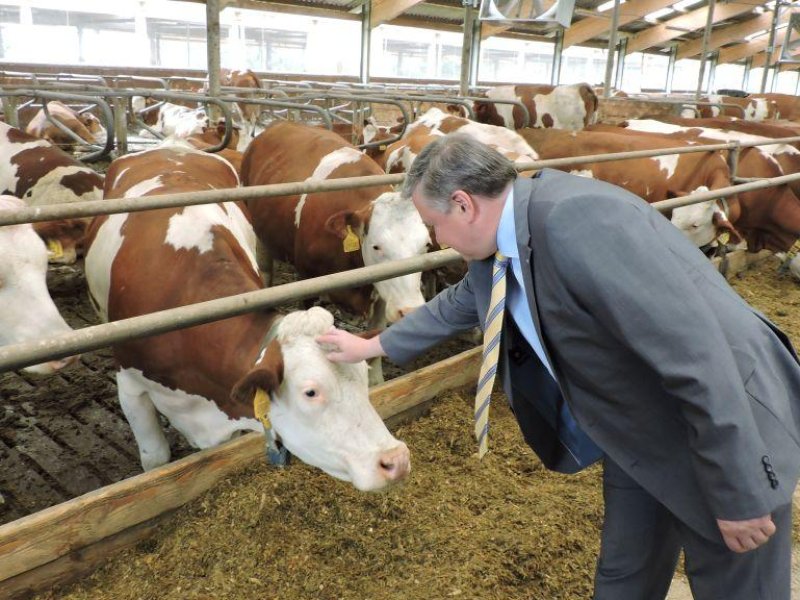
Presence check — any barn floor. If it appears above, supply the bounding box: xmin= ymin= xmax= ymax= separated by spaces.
xmin=0 ymin=259 xmax=472 ymax=526
xmin=36 ymin=257 xmax=800 ymax=600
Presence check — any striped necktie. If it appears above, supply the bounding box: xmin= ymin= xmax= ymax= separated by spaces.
xmin=475 ymin=251 xmax=509 ymax=458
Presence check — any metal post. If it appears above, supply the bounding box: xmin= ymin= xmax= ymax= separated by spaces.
xmin=3 ymin=95 xmax=18 ymax=128
xmin=469 ymin=8 xmax=482 ymax=89
xmin=460 ymin=0 xmax=475 ymax=95
xmin=112 ymin=97 xmax=128 ymax=156
xmin=665 ymin=45 xmax=677 ymax=93
xmin=614 ymin=38 xmax=627 ymax=91
xmin=603 ymin=0 xmax=621 ymax=99
xmin=761 ymin=0 xmax=782 ymax=93
xmin=695 ymin=0 xmax=716 ymax=99
xmin=795 ymin=69 xmax=800 ymax=95
xmin=551 ymin=29 xmax=564 ymax=86
xmin=743 ymin=56 xmax=753 ymax=90
xmin=708 ymin=52 xmax=718 ymax=93
xmin=206 ymin=0 xmax=221 ymax=119
xmin=361 ymin=0 xmax=371 ymax=85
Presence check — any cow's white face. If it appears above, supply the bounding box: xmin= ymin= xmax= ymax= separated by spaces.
xmin=269 ymin=308 xmax=410 ymax=491
xmin=362 ymin=192 xmax=431 ymax=322
xmin=669 ymin=191 xmax=718 ymax=247
xmin=0 ymin=196 xmax=76 ymax=374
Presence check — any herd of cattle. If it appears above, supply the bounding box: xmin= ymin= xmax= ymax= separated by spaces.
xmin=3 ymin=74 xmax=800 ymax=491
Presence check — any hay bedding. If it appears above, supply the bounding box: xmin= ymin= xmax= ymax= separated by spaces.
xmin=44 ymin=258 xmax=800 ymax=600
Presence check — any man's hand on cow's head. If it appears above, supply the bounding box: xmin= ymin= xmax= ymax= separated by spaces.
xmin=316 ymin=327 xmax=386 ymax=363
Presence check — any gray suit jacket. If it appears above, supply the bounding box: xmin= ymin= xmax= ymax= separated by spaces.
xmin=382 ymin=169 xmax=800 ymax=543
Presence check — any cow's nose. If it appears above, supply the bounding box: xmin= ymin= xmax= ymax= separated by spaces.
xmin=378 ymin=444 xmax=411 ymax=483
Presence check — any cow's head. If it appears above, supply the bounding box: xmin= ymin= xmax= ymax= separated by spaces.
xmin=32 ymin=217 xmax=90 ymax=264
xmin=231 ymin=307 xmax=410 ymax=491
xmin=473 ymin=101 xmax=503 ymax=126
xmin=79 ymin=112 xmax=107 ymax=145
xmin=326 ymin=192 xmax=430 ymax=322
xmin=0 ymin=195 xmax=78 ymax=374
xmin=668 ymin=192 xmax=742 ymax=248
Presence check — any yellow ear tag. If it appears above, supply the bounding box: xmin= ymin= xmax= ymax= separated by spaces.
xmin=253 ymin=387 xmax=272 ymax=430
xmin=378 ymin=144 xmax=387 ymax=151
xmin=439 ymin=242 xmax=450 ymax=249
xmin=717 ymin=232 xmax=730 ymax=246
xmin=343 ymin=225 xmax=360 ymax=253
xmin=47 ymin=239 xmax=64 ymax=260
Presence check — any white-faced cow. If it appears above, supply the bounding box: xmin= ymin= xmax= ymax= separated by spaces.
xmin=0 ymin=194 xmax=78 ymax=374
xmin=241 ymin=121 xmax=431 ymax=326
xmin=0 ymin=121 xmax=103 ymax=263
xmin=84 ymin=142 xmax=410 ymax=489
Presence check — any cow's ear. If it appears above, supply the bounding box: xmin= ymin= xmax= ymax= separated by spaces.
xmin=324 ymin=210 xmax=364 ymax=240
xmin=473 ymin=101 xmax=487 ymax=121
xmin=230 ymin=340 xmax=283 ymax=408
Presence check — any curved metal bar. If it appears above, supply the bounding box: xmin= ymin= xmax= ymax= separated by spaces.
xmin=24 ymin=90 xmax=115 ymax=161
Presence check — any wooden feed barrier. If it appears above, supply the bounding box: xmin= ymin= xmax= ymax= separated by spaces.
xmin=0 ymin=347 xmax=481 ymax=600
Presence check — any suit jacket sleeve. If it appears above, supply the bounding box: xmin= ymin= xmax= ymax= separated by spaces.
xmin=545 ymin=192 xmax=772 ymax=521
xmin=379 ymin=268 xmax=481 ymax=366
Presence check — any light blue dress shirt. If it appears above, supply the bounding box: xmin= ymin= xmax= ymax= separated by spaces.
xmin=495 ymin=187 xmax=602 ymax=467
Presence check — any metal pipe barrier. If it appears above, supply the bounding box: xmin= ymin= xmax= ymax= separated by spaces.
xmin=602 ymin=95 xmax=748 ymax=119
xmin=2 ymin=168 xmax=800 ymax=374
xmin=0 ymin=89 xmax=115 ymax=162
xmin=0 ymin=88 xmax=235 ymax=155
xmin=5 ymin=134 xmax=800 ymax=227
xmin=0 ymin=249 xmax=462 ymax=374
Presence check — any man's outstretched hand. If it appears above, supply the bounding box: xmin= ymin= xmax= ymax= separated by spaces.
xmin=717 ymin=514 xmax=776 ymax=553
xmin=316 ymin=327 xmax=386 ymax=363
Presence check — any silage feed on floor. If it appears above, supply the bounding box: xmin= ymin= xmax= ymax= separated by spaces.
xmin=43 ymin=257 xmax=800 ymax=600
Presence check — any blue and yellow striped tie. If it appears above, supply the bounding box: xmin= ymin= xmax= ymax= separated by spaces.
xmin=475 ymin=251 xmax=509 ymax=458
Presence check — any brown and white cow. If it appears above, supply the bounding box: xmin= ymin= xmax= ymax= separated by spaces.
xmin=242 ymin=121 xmax=431 ymax=328
xmin=0 ymin=195 xmax=78 ymax=374
xmin=473 ymin=83 xmax=598 ymax=131
xmin=598 ymin=120 xmax=800 ymax=254
xmin=519 ymin=127 xmax=738 ymax=248
xmin=684 ymin=94 xmax=778 ymax=121
xmin=368 ymin=107 xmax=538 ymax=173
xmin=25 ymin=100 xmax=107 ymax=149
xmin=0 ymin=122 xmax=103 ymax=263
xmin=84 ymin=143 xmax=410 ymax=488
xmin=186 ymin=122 xmax=244 ymax=176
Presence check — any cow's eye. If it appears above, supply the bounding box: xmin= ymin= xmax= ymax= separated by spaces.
xmin=304 ymin=389 xmax=317 ymax=398
xmin=372 ymin=244 xmax=381 ymax=251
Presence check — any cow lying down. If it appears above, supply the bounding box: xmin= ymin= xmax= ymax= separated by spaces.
xmin=85 ymin=142 xmax=409 ymax=490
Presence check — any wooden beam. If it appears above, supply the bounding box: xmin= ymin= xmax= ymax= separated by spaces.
xmin=716 ymin=14 xmax=792 ymax=65
xmin=0 ymin=347 xmax=481 ymax=600
xmin=677 ymin=11 xmax=777 ymax=60
xmin=563 ymin=0 xmax=676 ymax=49
xmin=626 ymin=3 xmax=756 ymax=55
xmin=370 ymin=0 xmax=425 ymax=27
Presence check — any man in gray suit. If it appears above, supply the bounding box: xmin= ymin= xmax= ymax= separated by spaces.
xmin=317 ymin=134 xmax=800 ymax=599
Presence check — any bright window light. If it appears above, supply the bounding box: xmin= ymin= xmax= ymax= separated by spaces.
xmin=745 ymin=29 xmax=768 ymax=41
xmin=673 ymin=0 xmax=703 ymax=10
xmin=597 ymin=0 xmax=625 ymax=12
xmin=644 ymin=7 xmax=673 ymax=22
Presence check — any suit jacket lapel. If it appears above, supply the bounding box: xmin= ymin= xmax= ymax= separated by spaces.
xmin=511 ymin=176 xmax=562 ymax=383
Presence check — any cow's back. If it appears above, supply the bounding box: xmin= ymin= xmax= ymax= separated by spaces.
xmin=241 ymin=121 xmax=388 ymax=269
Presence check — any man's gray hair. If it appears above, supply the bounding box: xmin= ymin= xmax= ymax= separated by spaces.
xmin=402 ymin=133 xmax=517 ymax=213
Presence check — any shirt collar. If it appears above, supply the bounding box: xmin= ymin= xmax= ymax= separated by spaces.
xmin=496 ymin=185 xmax=518 ymax=260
